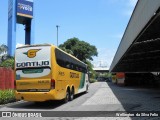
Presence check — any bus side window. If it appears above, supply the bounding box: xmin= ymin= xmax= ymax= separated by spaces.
xmin=72 ymin=64 xmax=76 ymax=70
xmin=79 ymin=67 xmax=82 ymax=72
xmin=57 ymin=59 xmax=64 ymax=67
xmin=70 ymin=64 xmax=74 ymax=70
xmin=56 ymin=59 xmax=61 ymax=66
xmin=66 ymin=62 xmax=70 ymax=69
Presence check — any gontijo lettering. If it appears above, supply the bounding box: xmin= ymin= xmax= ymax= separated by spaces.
xmin=16 ymin=61 xmax=49 ymax=68
xmin=70 ymin=72 xmax=79 ymax=78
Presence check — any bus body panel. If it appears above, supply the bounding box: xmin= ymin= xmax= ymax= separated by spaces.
xmin=15 ymin=89 xmax=57 ymax=101
xmin=16 ymin=79 xmax=51 ymax=90
xmin=15 ymin=46 xmax=52 ymax=91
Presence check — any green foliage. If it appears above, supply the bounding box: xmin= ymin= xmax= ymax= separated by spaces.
xmin=0 ymin=89 xmax=15 ymax=104
xmin=0 ymin=44 xmax=8 ymax=55
xmin=0 ymin=58 xmax=14 ymax=69
xmin=99 ymin=73 xmax=109 ymax=78
xmin=91 ymin=71 xmax=98 ymax=79
xmin=89 ymin=78 xmax=97 ymax=83
xmin=60 ymin=47 xmax=74 ymax=55
xmin=86 ymin=60 xmax=98 ymax=79
xmin=107 ymin=73 xmax=112 ymax=77
xmin=59 ymin=37 xmax=98 ymax=62
xmin=86 ymin=60 xmax=93 ymax=71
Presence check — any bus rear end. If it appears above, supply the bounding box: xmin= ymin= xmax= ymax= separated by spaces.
xmin=15 ymin=45 xmax=55 ymax=102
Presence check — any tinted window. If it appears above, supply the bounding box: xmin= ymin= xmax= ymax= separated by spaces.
xmin=55 ymin=49 xmax=87 ymax=73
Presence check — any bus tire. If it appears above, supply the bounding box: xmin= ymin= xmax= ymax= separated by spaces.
xmin=69 ymin=88 xmax=74 ymax=101
xmin=64 ymin=90 xmax=69 ymax=103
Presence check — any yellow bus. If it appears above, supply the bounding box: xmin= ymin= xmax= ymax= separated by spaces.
xmin=15 ymin=44 xmax=89 ymax=102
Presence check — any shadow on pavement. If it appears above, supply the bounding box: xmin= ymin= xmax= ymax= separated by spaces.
xmin=7 ymin=92 xmax=86 ymax=110
xmin=107 ymin=82 xmax=160 ymax=119
xmin=107 ymin=82 xmax=143 ymax=111
xmin=107 ymin=82 xmax=160 ymax=110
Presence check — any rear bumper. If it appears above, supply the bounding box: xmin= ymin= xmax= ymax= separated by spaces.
xmin=15 ymin=90 xmax=57 ymax=102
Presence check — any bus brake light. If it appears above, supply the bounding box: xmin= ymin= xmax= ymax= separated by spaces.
xmin=51 ymin=79 xmax=55 ymax=89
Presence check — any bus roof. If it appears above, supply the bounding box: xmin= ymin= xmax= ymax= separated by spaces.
xmin=16 ymin=44 xmax=51 ymax=49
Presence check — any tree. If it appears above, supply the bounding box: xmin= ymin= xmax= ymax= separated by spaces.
xmin=0 ymin=44 xmax=10 ymax=63
xmin=59 ymin=37 xmax=98 ymax=63
xmin=0 ymin=58 xmax=14 ymax=69
xmin=0 ymin=44 xmax=14 ymax=69
xmin=0 ymin=44 xmax=8 ymax=55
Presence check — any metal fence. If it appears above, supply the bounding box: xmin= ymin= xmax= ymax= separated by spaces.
xmin=0 ymin=67 xmax=14 ymax=90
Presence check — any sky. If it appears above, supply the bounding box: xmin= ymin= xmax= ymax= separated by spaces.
xmin=0 ymin=0 xmax=137 ymax=68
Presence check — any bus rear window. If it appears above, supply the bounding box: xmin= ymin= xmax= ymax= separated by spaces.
xmin=22 ymin=68 xmax=44 ymax=74
xmin=16 ymin=67 xmax=51 ymax=79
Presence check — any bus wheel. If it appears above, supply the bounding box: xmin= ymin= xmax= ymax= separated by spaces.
xmin=64 ymin=90 xmax=69 ymax=103
xmin=69 ymin=88 xmax=74 ymax=101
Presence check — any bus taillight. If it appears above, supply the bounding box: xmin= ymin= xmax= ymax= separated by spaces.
xmin=51 ymin=79 xmax=55 ymax=89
